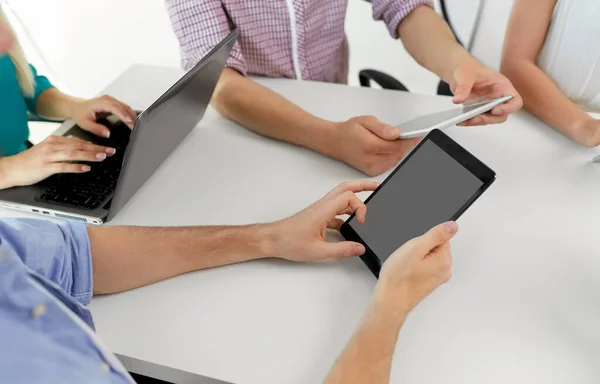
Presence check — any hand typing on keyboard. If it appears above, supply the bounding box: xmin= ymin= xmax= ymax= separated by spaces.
xmin=34 ymin=118 xmax=132 ymax=210
xmin=0 ymin=136 xmax=115 ymax=190
xmin=67 ymin=95 xmax=137 ymax=138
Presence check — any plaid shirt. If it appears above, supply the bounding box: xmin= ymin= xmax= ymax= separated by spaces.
xmin=166 ymin=0 xmax=432 ymax=84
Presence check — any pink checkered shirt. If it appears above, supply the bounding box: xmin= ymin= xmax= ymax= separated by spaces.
xmin=166 ymin=0 xmax=432 ymax=84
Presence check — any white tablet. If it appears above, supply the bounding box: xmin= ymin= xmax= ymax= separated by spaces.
xmin=397 ymin=95 xmax=514 ymax=139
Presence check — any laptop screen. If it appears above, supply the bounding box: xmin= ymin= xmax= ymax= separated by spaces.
xmin=108 ymin=31 xmax=238 ymax=220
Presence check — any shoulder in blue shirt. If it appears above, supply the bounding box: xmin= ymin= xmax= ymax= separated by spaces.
xmin=0 ymin=218 xmax=132 ymax=383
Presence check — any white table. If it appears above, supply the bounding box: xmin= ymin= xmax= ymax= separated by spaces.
xmin=4 ymin=65 xmax=600 ymax=384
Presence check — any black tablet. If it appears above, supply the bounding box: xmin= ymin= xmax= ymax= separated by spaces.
xmin=340 ymin=129 xmax=496 ymax=277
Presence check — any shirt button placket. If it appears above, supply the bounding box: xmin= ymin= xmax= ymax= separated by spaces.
xmin=294 ymin=1 xmax=308 ymax=79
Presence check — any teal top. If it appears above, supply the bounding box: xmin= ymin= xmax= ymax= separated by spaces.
xmin=0 ymin=54 xmax=54 ymax=156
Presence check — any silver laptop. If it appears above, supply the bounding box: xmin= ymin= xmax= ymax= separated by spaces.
xmin=0 ymin=30 xmax=238 ymax=225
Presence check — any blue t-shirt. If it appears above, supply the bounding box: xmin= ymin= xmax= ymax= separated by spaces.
xmin=0 ymin=54 xmax=54 ymax=156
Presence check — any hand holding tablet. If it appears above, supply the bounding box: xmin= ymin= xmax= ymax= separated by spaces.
xmin=341 ymin=129 xmax=495 ymax=277
xmin=397 ymin=96 xmax=514 ymax=139
xmin=377 ymin=221 xmax=458 ymax=312
xmin=587 ymin=114 xmax=600 ymax=162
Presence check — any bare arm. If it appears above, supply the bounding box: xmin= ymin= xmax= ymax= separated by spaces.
xmin=324 ymin=287 xmax=407 ymax=383
xmin=0 ymin=89 xmax=136 ymax=190
xmin=88 ymin=224 xmax=272 ymax=294
xmin=87 ymin=181 xmax=381 ymax=294
xmin=168 ymin=0 xmax=337 ymax=157
xmin=35 ymin=87 xmax=82 ymax=121
xmin=501 ymin=0 xmax=597 ymax=146
xmin=398 ymin=5 xmax=472 ymax=85
xmin=396 ymin=5 xmax=522 ymax=125
xmin=36 ymin=88 xmax=136 ymax=136
xmin=0 ymin=157 xmax=18 ymax=189
xmin=212 ymin=69 xmax=422 ymax=176
xmin=212 ymin=68 xmax=338 ymax=156
xmin=324 ymin=222 xmax=457 ymax=384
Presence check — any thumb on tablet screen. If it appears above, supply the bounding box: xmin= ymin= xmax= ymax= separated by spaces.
xmin=418 ymin=221 xmax=459 ymax=254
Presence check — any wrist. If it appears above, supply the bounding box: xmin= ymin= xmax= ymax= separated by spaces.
xmin=64 ymin=96 xmax=85 ymax=120
xmin=373 ymin=278 xmax=413 ymax=319
xmin=35 ymin=88 xmax=83 ymax=120
xmin=571 ymin=115 xmax=600 ymax=147
xmin=365 ymin=283 xmax=409 ymax=335
xmin=252 ymin=222 xmax=282 ymax=259
xmin=298 ymin=118 xmax=341 ymax=158
xmin=567 ymin=111 xmax=600 ymax=148
xmin=0 ymin=156 xmax=16 ymax=190
xmin=445 ymin=54 xmax=479 ymax=87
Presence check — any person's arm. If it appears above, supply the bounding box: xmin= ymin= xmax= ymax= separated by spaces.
xmin=36 ymin=89 xmax=136 ymax=137
xmin=0 ymin=64 xmax=136 ymax=190
xmin=88 ymin=224 xmax=273 ymax=294
xmin=213 ymin=68 xmax=339 ymax=155
xmin=89 ymin=181 xmax=379 ymax=294
xmin=324 ymin=222 xmax=457 ymax=384
xmin=0 ymin=135 xmax=115 ymax=190
xmin=373 ymin=2 xmax=522 ymax=125
xmin=501 ymin=0 xmax=599 ymax=147
xmin=166 ymin=0 xmax=334 ymax=151
xmin=166 ymin=0 xmax=419 ymax=176
xmin=0 ymin=182 xmax=377 ymax=299
xmin=34 ymin=87 xmax=76 ymax=120
xmin=213 ymin=69 xmax=421 ymax=176
xmin=23 ymin=63 xmax=135 ymax=136
xmin=385 ymin=3 xmax=470 ymax=88
xmin=324 ymin=288 xmax=407 ymax=383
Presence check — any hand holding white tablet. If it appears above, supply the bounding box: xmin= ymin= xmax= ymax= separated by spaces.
xmin=397 ymin=96 xmax=514 ymax=139
xmin=585 ymin=113 xmax=600 ymax=162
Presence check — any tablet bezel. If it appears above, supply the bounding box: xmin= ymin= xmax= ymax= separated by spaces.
xmin=340 ymin=129 xmax=496 ymax=278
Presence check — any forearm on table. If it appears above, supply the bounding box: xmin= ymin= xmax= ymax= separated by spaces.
xmin=324 ymin=285 xmax=408 ymax=384
xmin=35 ymin=88 xmax=82 ymax=121
xmin=501 ymin=59 xmax=592 ymax=142
xmin=398 ymin=5 xmax=473 ymax=83
xmin=88 ymin=224 xmax=276 ymax=294
xmin=212 ymin=68 xmax=338 ymax=155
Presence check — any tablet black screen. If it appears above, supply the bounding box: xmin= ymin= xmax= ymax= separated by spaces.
xmin=349 ymin=140 xmax=484 ymax=261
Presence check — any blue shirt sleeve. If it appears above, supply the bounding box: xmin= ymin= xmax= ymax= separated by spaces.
xmin=23 ymin=64 xmax=54 ymax=115
xmin=0 ymin=219 xmax=93 ymax=305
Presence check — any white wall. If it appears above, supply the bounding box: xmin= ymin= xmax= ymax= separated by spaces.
xmin=5 ymin=0 xmax=499 ymax=98
xmin=345 ymin=0 xmax=438 ymax=94
xmin=440 ymin=0 xmax=479 ymax=46
xmin=433 ymin=0 xmax=515 ymax=70
xmin=467 ymin=0 xmax=515 ymax=70
xmin=5 ymin=0 xmax=180 ymax=97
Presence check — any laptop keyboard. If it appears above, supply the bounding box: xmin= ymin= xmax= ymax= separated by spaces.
xmin=35 ymin=118 xmax=132 ymax=210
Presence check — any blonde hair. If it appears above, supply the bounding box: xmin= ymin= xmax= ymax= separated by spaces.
xmin=0 ymin=6 xmax=34 ymax=96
